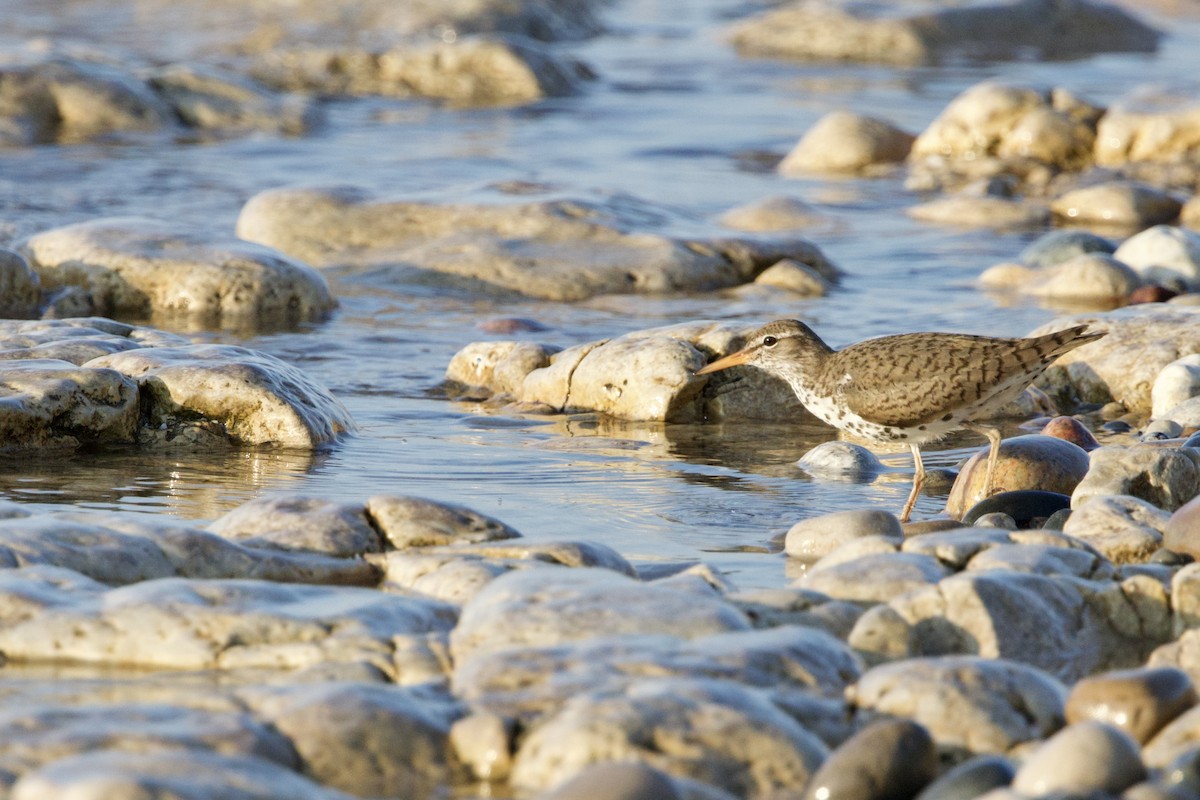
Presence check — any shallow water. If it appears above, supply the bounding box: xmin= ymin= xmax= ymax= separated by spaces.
xmin=2 ymin=0 xmax=1197 ymax=587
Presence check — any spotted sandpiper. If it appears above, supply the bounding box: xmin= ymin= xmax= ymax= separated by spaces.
xmin=696 ymin=320 xmax=1104 ymax=522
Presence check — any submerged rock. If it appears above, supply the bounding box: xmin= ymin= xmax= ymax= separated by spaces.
xmin=147 ymin=63 xmax=319 ymax=135
xmin=728 ymin=0 xmax=1159 ymax=66
xmin=237 ymin=186 xmax=837 ymax=301
xmin=20 ymin=218 xmax=336 ymax=329
xmin=778 ymin=111 xmax=914 ymax=175
xmin=1096 ymin=85 xmax=1200 ymax=167
xmin=1051 ymin=181 xmax=1182 ymax=229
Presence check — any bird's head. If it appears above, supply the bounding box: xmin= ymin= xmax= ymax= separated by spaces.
xmin=695 ymin=319 xmax=832 ymax=378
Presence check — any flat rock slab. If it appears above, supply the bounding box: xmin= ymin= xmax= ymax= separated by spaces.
xmin=0 ymin=570 xmax=457 ymax=677
xmin=20 ymin=217 xmax=336 ymax=329
xmin=729 ymin=0 xmax=1158 ymax=66
xmin=0 ymin=358 xmax=139 ymax=452
xmin=236 ymin=186 xmax=838 ymax=301
xmin=0 ymin=317 xmax=188 ymax=364
xmin=88 ymin=344 xmax=356 ymax=448
xmin=209 ymin=495 xmax=383 ymax=557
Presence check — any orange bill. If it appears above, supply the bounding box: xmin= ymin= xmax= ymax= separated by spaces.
xmin=695 ymin=348 xmax=752 ymax=375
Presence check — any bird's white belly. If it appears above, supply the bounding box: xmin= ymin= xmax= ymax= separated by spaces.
xmin=792 ymin=384 xmax=963 ymax=445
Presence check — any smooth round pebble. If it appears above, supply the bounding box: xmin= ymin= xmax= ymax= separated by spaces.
xmin=1041 ymin=415 xmax=1100 ymax=451
xmin=945 ymin=434 xmax=1089 ymax=518
xmin=1011 ymin=721 xmax=1146 ymax=796
xmin=779 ymin=110 xmax=914 ymax=174
xmin=535 ymin=762 xmax=682 ymax=800
xmin=785 ymin=509 xmax=903 ymax=561
xmin=1066 ymin=667 xmax=1198 ymax=744
xmin=1051 ymin=181 xmax=1182 ymax=229
xmin=797 ymin=441 xmax=884 ymax=481
xmin=1019 ymin=229 xmax=1114 ymax=269
xmin=753 ymin=259 xmax=830 ymax=296
xmin=1165 ymin=496 xmax=1200 ymax=559
xmin=960 ymin=490 xmax=1072 ymax=528
xmin=1042 ymin=508 xmax=1072 ymax=530
xmin=973 ymin=512 xmax=1018 ymax=530
xmin=801 ymin=718 xmax=936 ymax=800
xmin=914 ymin=754 xmax=1016 ymax=800
xmin=1145 ymin=419 xmax=1186 ymax=441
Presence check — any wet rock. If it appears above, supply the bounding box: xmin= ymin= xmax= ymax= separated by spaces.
xmin=251 ymin=35 xmax=586 ymax=107
xmin=208 ymin=495 xmax=382 ymax=557
xmin=914 ymin=754 xmax=1016 ymax=800
xmin=450 ymin=567 xmax=749 ymax=665
xmin=900 ymin=526 xmax=1084 ymax=569
xmin=0 ymin=571 xmax=457 ymax=677
xmin=1096 ymin=85 xmax=1200 ymax=166
xmin=1020 ymin=229 xmax=1115 ymax=269
xmin=798 ymin=551 xmax=951 ymax=605
xmin=1063 ymin=495 xmax=1169 ymax=563
xmin=0 ymin=512 xmax=379 ymax=586
xmin=238 ymin=186 xmax=837 ymax=301
xmin=1115 ymin=225 xmax=1200 ymax=292
xmin=1066 ymin=667 xmax=1197 ymax=744
xmin=796 ymin=441 xmax=884 ymax=480
xmin=946 ymin=435 xmax=1090 ymax=518
xmin=848 ymin=570 xmax=1171 ymax=681
xmin=453 ymin=625 xmax=863 ymax=722
xmin=1029 ymin=253 xmax=1144 ymax=301
xmin=910 ymin=82 xmax=1098 ymax=171
xmin=9 ymin=751 xmax=351 ymax=800
xmin=909 ymin=195 xmax=1050 ymax=228
xmin=1051 ymin=181 xmax=1182 ymax=229
xmin=20 ymin=217 xmax=336 ymax=328
xmin=509 ymin=677 xmax=828 ymax=799
xmin=366 ymin=494 xmax=521 ymax=548
xmin=1072 ymin=443 xmax=1200 ymax=512
xmin=1041 ymin=415 xmax=1101 ymax=450
xmin=0 ymin=249 xmax=40 ymax=318
xmin=89 ymin=344 xmax=355 ymax=448
xmin=848 ymin=656 xmax=1067 ymax=758
xmin=0 ymin=317 xmax=187 ymax=365
xmin=784 ymin=509 xmax=902 ymax=561
xmin=147 ymin=63 xmax=318 ymax=135
xmin=1153 ymin=357 xmax=1200 ymax=419
xmin=727 ymin=0 xmax=1158 ymax=66
xmin=717 ymin=196 xmax=824 ymax=232
xmin=451 ymin=712 xmax=513 ymax=783
xmin=779 ymin=111 xmax=914 ymax=174
xmin=1142 ymin=704 xmax=1200 ymax=769
xmin=728 ymin=587 xmax=864 ymax=639
xmin=1166 ymin=496 xmax=1200 ymax=560
xmin=0 ymin=56 xmax=173 ymax=146
xmin=961 ymin=490 xmax=1072 ymax=528
xmin=537 ymin=761 xmax=682 ymax=800
xmin=965 ymin=542 xmax=1115 ymax=581
xmin=1012 ymin=721 xmax=1145 ymax=795
xmin=243 ymin=682 xmax=457 ymax=797
xmin=801 ymin=718 xmax=936 ymax=800
xmin=751 ymin=259 xmax=831 ymax=296
xmin=1031 ymin=305 xmax=1200 ymax=414
xmin=0 ymin=359 xmax=139 ymax=452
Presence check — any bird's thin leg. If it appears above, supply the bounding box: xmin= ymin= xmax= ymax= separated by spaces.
xmin=965 ymin=423 xmax=1003 ymax=500
xmin=900 ymin=443 xmax=924 ymax=523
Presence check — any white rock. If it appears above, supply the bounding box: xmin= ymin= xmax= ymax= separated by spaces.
xmin=779 ymin=111 xmax=913 ymax=174
xmin=1114 ymin=225 xmax=1200 ymax=291
xmin=1063 ymin=495 xmax=1169 ymax=563
xmin=1011 ymin=721 xmax=1145 ymax=796
xmin=209 ymin=495 xmax=382 ymax=557
xmin=1152 ymin=355 xmax=1200 ymax=418
xmin=785 ymin=509 xmax=902 ymax=561
xmin=1072 ymin=444 xmax=1200 ymax=512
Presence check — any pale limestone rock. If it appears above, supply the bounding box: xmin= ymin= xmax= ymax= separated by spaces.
xmin=964 ymin=543 xmax=1115 ymax=581
xmin=376 ymin=552 xmax=531 ymax=604
xmin=1114 ymin=225 xmax=1200 ymax=291
xmin=1096 ymin=86 xmax=1200 ymax=166
xmin=536 ymin=762 xmax=683 ymax=800
xmin=798 ymin=551 xmax=951 ymax=605
xmin=728 ymin=0 xmax=1158 ymax=66
xmin=979 ymin=262 xmax=1037 ymax=289
xmin=20 ymin=217 xmax=335 ymax=327
xmin=1011 ymin=721 xmax=1145 ymax=796
xmin=1062 ymin=495 xmax=1169 ymax=563
xmin=848 ymin=571 xmax=1171 ymax=682
xmin=1168 ymin=564 xmax=1200 ymax=633
xmin=452 ymin=626 xmax=863 ymax=721
xmin=449 ymin=567 xmax=749 ymax=665
xmin=236 ymin=186 xmax=836 ymax=301
xmin=717 ymin=196 xmax=824 ymax=232
xmin=784 ymin=509 xmax=902 ymax=562
xmin=1030 ymin=305 xmax=1200 ymax=414
xmin=752 ymin=259 xmax=831 ymax=296
xmin=0 ymin=56 xmax=173 ymax=146
xmin=1072 ymin=444 xmax=1200 ymax=512
xmin=242 ymin=682 xmax=457 ymax=798
xmin=451 ymin=712 xmax=513 ymax=783
xmin=0 ymin=359 xmax=139 ymax=452
xmin=367 ymin=494 xmax=521 ymax=548
xmin=147 ymin=63 xmax=318 ymax=135
xmin=208 ymin=495 xmax=382 ymax=557
xmin=1152 ymin=355 xmax=1200 ymax=419
xmin=727 ymin=588 xmax=864 ymax=640
xmin=10 ymin=751 xmax=353 ymax=800
xmin=1024 ymin=254 xmax=1143 ymax=302
xmin=0 ymin=249 xmax=40 ymax=317
xmin=0 ymin=575 xmax=457 ymax=676
xmin=908 ymin=196 xmax=1050 ymax=228
xmin=779 ymin=111 xmax=913 ymax=174
xmin=1142 ymin=701 xmax=1200 ymax=768
xmin=1051 ymin=181 xmax=1181 ymax=229
xmin=0 ymin=317 xmax=188 ymax=360
xmin=251 ymin=36 xmax=585 ymax=106
xmin=89 ymin=344 xmax=355 ymax=448
xmin=848 ymin=656 xmax=1067 ymax=757
xmin=1066 ymin=667 xmax=1197 ymax=745
xmin=509 ymin=677 xmax=828 ymax=798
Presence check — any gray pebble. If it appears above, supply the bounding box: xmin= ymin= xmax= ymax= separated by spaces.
xmin=915 ymin=754 xmax=1015 ymax=800
xmin=802 ymin=718 xmax=937 ymax=800
xmin=536 ymin=762 xmax=682 ymax=800
xmin=974 ymin=512 xmax=1018 ymax=530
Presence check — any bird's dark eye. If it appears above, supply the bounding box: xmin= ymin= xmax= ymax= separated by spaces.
xmin=763 ymin=336 xmax=778 ymax=347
